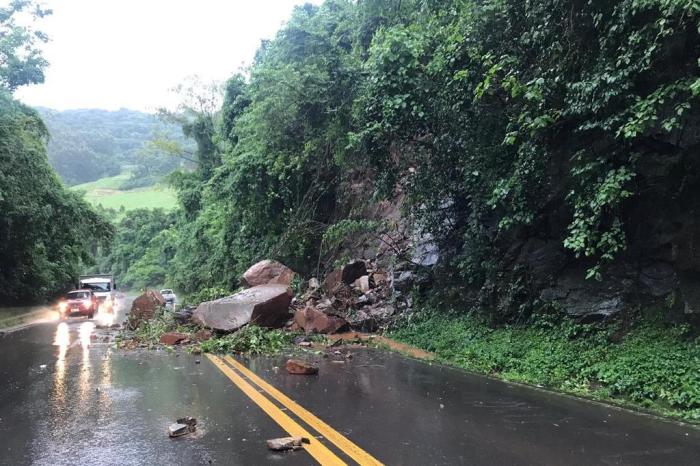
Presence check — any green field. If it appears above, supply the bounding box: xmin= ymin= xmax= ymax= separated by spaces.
xmin=71 ymin=173 xmax=178 ymax=212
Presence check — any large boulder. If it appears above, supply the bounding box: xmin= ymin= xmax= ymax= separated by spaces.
xmin=294 ymin=306 xmax=348 ymax=334
xmin=128 ymin=290 xmax=165 ymax=330
xmin=192 ymin=284 xmax=292 ymax=332
xmin=242 ymin=260 xmax=296 ymax=287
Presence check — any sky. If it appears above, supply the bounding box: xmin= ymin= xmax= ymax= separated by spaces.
xmin=14 ymin=0 xmax=322 ymax=112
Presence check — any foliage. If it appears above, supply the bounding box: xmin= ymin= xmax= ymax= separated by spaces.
xmin=130 ymin=308 xmax=194 ymax=347
xmin=392 ymin=309 xmax=700 ymax=422
xmin=182 ymin=286 xmax=232 ymax=307
xmin=0 ymin=0 xmax=50 ymax=91
xmin=91 ymin=209 xmax=175 ymax=290
xmin=0 ymin=92 xmax=113 ymax=303
xmin=199 ymin=325 xmax=293 ymax=355
xmin=322 ymin=219 xmax=379 ymax=248
xmin=351 ymin=0 xmax=700 ymax=315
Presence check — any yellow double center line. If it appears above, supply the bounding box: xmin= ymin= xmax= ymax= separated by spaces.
xmin=206 ymin=354 xmax=383 ymax=466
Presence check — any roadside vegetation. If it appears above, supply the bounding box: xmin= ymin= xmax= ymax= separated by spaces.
xmin=392 ymin=310 xmax=700 ymax=423
xmin=0 ymin=1 xmax=112 ymax=303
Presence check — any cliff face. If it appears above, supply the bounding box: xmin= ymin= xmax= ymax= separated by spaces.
xmin=330 ymin=126 xmax=700 ymax=327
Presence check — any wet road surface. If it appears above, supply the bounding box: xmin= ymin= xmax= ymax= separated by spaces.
xmin=1 ymin=301 xmax=699 ymax=465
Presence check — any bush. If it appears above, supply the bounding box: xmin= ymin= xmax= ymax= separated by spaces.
xmin=183 ymin=287 xmax=232 ymax=307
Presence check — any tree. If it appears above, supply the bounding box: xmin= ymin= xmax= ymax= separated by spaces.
xmin=0 ymin=0 xmax=51 ymax=91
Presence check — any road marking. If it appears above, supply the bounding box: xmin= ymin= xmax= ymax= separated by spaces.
xmin=224 ymin=355 xmax=384 ymax=466
xmin=206 ymin=354 xmax=346 ymax=465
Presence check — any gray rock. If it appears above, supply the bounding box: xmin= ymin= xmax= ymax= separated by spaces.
xmin=518 ymin=239 xmax=567 ymax=280
xmin=346 ymin=309 xmax=378 ymax=332
xmin=640 ymin=262 xmax=678 ymax=297
xmin=680 ymin=272 xmax=700 ymax=315
xmin=412 ymin=232 xmax=439 ymax=267
xmin=392 ymin=271 xmax=415 ymax=293
xmin=192 ymin=284 xmax=292 ymax=332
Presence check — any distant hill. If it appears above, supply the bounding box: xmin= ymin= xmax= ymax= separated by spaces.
xmin=37 ymin=107 xmax=189 ymax=186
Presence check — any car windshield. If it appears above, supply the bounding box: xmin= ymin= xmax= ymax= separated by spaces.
xmin=67 ymin=291 xmax=90 ymax=300
xmin=84 ymin=282 xmax=110 ymax=292
xmin=161 ymin=289 xmax=173 ymax=294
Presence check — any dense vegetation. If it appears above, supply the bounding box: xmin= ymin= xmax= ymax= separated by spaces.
xmin=139 ymin=0 xmax=700 ymax=309
xmin=0 ymin=1 xmax=112 ymax=304
xmin=92 ymin=208 xmax=175 ymax=290
xmin=39 ymin=107 xmax=190 ymax=186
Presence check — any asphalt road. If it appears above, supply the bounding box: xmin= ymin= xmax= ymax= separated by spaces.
xmin=0 ymin=297 xmax=699 ymax=465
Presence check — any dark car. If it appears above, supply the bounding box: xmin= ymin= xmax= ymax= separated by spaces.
xmin=58 ymin=289 xmax=98 ymax=319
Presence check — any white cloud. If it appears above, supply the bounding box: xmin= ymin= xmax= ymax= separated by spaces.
xmin=14 ymin=0 xmax=322 ymax=111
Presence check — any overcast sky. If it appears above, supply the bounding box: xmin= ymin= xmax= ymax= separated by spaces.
xmin=15 ymin=0 xmax=322 ymax=112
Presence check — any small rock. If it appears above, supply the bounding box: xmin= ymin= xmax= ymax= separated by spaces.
xmin=342 ymin=261 xmax=368 ymax=284
xmin=159 ymin=332 xmax=189 ymax=346
xmin=372 ymin=272 xmax=387 ymax=286
xmin=308 ymin=278 xmax=320 ymax=290
xmin=354 ymin=275 xmax=371 ymax=293
xmin=392 ymin=271 xmax=415 ymax=293
xmin=266 ymin=436 xmax=310 ymax=451
xmin=173 ymin=308 xmax=194 ymax=325
xmin=178 ymin=416 xmax=197 ymax=427
xmin=297 ymin=341 xmax=312 ymax=347
xmin=168 ymin=417 xmax=196 ymax=438
xmin=286 ymin=359 xmax=318 ymax=375
xmin=194 ymin=328 xmax=213 ymax=342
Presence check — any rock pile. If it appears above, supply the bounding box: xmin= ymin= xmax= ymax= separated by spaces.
xmin=292 ymin=258 xmax=413 ymax=334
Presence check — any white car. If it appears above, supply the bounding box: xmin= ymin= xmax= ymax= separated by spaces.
xmin=160 ymin=289 xmax=177 ymax=304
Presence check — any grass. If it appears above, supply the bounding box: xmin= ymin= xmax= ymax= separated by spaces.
xmin=70 ymin=172 xmax=132 ymax=191
xmin=71 ymin=172 xmax=177 ymax=212
xmin=390 ymin=309 xmax=700 ymax=423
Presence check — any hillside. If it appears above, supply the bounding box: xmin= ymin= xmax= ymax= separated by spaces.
xmin=37 ymin=107 xmax=190 ymax=186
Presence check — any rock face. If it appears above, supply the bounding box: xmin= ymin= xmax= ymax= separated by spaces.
xmin=193 ymin=284 xmax=292 ymax=332
xmin=242 ymin=260 xmax=296 ymax=287
xmin=128 ymin=290 xmax=166 ymax=330
xmin=294 ymin=306 xmax=347 ymax=334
